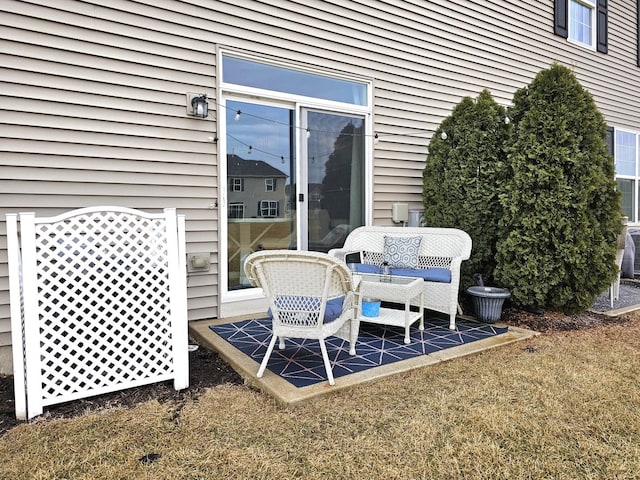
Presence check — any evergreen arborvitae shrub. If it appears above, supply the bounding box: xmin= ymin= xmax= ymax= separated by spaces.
xmin=494 ymin=63 xmax=622 ymax=313
xmin=422 ymin=89 xmax=509 ymax=289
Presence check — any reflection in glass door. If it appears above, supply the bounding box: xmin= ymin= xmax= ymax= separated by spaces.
xmin=224 ymin=102 xmax=366 ymax=292
xmin=226 ymin=100 xmax=296 ymax=290
xmin=304 ymin=110 xmax=365 ymax=252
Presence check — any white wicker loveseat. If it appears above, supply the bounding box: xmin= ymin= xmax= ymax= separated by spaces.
xmin=329 ymin=226 xmax=472 ymax=330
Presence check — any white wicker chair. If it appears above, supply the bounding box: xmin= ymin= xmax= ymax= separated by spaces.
xmin=243 ymin=250 xmax=358 ymax=385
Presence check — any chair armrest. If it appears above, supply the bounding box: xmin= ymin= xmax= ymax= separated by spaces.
xmin=328 ymin=248 xmax=354 ymax=261
xmin=344 ymin=289 xmax=358 ymax=309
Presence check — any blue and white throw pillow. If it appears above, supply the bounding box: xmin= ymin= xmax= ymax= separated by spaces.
xmin=383 ymin=235 xmax=422 ymax=269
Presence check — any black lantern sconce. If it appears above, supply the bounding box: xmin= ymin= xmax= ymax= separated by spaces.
xmin=186 ymin=93 xmax=208 ymax=118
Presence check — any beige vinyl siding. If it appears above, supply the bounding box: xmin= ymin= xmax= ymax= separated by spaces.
xmin=2 ymin=0 xmax=640 ymax=372
xmin=1 ymin=0 xmax=222 ymax=351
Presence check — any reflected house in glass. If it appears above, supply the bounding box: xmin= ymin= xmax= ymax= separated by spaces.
xmin=226 ymin=155 xmax=291 ymax=289
xmin=227 ymin=155 xmax=288 ymax=220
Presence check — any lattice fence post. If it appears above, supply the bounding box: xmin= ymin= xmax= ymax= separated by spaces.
xmin=12 ymin=212 xmax=44 ymax=419
xmin=165 ymin=209 xmax=189 ymax=390
xmin=6 ymin=214 xmax=27 ymax=420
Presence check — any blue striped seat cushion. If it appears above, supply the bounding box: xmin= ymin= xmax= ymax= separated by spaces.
xmin=390 ymin=267 xmax=451 ymax=283
xmin=352 ymin=264 xmax=451 ymax=283
xmin=352 ymin=263 xmax=380 ymax=274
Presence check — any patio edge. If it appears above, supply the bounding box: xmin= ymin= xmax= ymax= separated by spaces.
xmin=189 ymin=315 xmax=539 ymax=406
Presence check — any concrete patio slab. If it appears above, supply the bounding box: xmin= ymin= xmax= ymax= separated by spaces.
xmin=189 ymin=314 xmax=539 ymax=406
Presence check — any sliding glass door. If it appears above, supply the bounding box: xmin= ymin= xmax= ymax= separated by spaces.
xmin=225 ymin=100 xmax=296 ymax=291
xmin=223 ymin=102 xmax=365 ymax=292
xmin=219 ymin=51 xmax=371 ymax=300
xmin=303 ymin=109 xmax=365 ymax=253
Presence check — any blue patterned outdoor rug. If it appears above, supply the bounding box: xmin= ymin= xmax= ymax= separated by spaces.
xmin=210 ymin=316 xmax=508 ymax=388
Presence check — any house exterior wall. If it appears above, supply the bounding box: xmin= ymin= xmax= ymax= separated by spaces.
xmin=1 ymin=0 xmax=639 ymax=373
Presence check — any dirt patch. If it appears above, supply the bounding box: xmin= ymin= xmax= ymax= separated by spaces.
xmin=501 ymin=306 xmax=630 ymax=333
xmin=0 ymin=307 xmax=631 ymax=435
xmin=0 ymin=340 xmax=243 ymax=436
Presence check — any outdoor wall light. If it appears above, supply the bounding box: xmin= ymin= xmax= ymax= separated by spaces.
xmin=186 ymin=93 xmax=208 ymax=118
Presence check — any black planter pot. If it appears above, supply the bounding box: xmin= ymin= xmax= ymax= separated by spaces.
xmin=466 ymin=286 xmax=511 ymax=323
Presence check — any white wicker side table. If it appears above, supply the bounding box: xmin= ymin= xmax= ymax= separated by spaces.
xmin=355 ymin=273 xmax=424 ymax=344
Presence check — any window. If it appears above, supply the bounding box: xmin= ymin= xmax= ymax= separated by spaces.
xmin=615 ymin=129 xmax=640 ymax=222
xmin=229 ymin=178 xmax=244 ymax=192
xmin=265 ymin=178 xmax=276 ymax=192
xmin=570 ymin=0 xmax=595 ymax=47
xmin=228 ymin=203 xmax=245 ymax=219
xmin=222 ymin=55 xmax=368 ymax=106
xmin=555 ymin=0 xmax=607 ymax=53
xmin=258 ymin=200 xmax=279 ymax=217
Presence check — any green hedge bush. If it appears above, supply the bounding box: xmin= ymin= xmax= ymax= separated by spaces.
xmin=494 ymin=63 xmax=621 ymax=312
xmin=422 ymin=89 xmax=509 ymax=289
xmin=422 ymin=64 xmax=622 ymax=313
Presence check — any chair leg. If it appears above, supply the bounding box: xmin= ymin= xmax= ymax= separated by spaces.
xmin=318 ymin=339 xmax=335 ymax=385
xmin=257 ymin=334 xmax=278 ymax=378
xmin=610 ymin=284 xmax=614 ymax=309
xmin=610 ymin=273 xmax=622 ymax=309
xmin=349 ymin=322 xmax=358 ymax=356
xmin=448 ymin=312 xmax=456 ymax=330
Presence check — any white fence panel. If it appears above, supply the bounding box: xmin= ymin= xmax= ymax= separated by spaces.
xmin=6 ymin=206 xmax=189 ymax=420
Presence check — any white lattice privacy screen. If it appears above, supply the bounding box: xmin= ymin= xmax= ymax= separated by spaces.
xmin=6 ymin=207 xmax=189 ymax=420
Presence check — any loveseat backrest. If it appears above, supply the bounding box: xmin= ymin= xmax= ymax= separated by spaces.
xmin=342 ymin=226 xmax=472 ymax=262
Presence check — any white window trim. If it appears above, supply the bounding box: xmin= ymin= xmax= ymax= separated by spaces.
xmin=230 ymin=177 xmax=243 ymax=192
xmin=228 ymin=202 xmax=245 ymax=219
xmin=265 ymin=178 xmax=275 ymax=192
xmin=568 ymin=0 xmax=597 ymax=50
xmin=258 ymin=200 xmax=278 ymax=217
xmin=218 ymin=49 xmax=373 ymax=114
xmin=614 ymin=128 xmax=640 ymax=225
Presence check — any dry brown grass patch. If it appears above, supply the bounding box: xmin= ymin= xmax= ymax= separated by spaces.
xmin=1 ymin=313 xmax=639 ymax=479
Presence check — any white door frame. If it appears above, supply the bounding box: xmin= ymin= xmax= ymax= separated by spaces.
xmin=216 ymin=52 xmax=373 ymax=317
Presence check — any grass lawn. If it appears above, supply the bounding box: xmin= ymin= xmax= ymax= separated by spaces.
xmin=1 ymin=313 xmax=638 ymax=479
